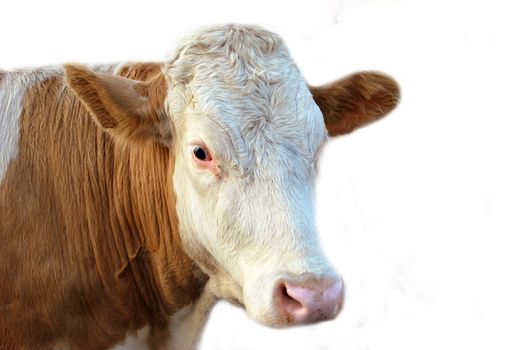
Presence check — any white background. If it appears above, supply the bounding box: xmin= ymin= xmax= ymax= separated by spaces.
xmin=2 ymin=0 xmax=523 ymax=349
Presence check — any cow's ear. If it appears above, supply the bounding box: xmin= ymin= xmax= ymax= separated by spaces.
xmin=310 ymin=72 xmax=400 ymax=136
xmin=65 ymin=64 xmax=172 ymax=146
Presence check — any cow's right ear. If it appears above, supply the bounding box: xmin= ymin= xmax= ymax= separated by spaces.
xmin=65 ymin=64 xmax=172 ymax=147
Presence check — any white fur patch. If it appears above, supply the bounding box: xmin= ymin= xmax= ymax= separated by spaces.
xmin=165 ymin=283 xmax=218 ymax=350
xmin=108 ymin=325 xmax=151 ymax=350
xmin=166 ymin=25 xmax=335 ymax=326
xmin=0 ymin=72 xmax=23 ymax=182
xmin=0 ymin=64 xmax=122 ymax=184
xmin=0 ymin=68 xmax=63 ymax=182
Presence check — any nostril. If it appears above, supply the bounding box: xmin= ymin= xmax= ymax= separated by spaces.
xmin=279 ymin=281 xmax=320 ymax=322
xmin=278 ymin=282 xmax=303 ymax=310
xmin=275 ymin=277 xmax=344 ymax=325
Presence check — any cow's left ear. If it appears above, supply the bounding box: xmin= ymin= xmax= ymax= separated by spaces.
xmin=65 ymin=64 xmax=172 ymax=146
xmin=309 ymin=72 xmax=400 ymax=136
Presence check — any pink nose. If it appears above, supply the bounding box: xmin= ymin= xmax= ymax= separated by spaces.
xmin=276 ymin=275 xmax=344 ymax=325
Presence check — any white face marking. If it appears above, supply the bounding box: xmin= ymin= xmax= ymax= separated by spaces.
xmin=165 ymin=25 xmax=336 ymax=325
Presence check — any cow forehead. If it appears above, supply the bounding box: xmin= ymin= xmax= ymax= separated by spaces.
xmin=165 ymin=25 xmax=327 ymax=173
xmin=181 ymin=72 xmax=326 ymax=176
xmin=197 ymin=78 xmax=325 ymax=168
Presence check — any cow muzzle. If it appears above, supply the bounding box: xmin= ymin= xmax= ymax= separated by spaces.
xmin=274 ymin=273 xmax=344 ymax=325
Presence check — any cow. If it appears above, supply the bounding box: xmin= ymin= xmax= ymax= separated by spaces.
xmin=0 ymin=24 xmax=399 ymax=349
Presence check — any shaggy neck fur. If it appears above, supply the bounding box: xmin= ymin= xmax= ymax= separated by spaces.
xmin=0 ymin=64 xmax=204 ymax=349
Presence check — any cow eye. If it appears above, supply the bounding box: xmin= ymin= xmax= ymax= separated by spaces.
xmin=193 ymin=146 xmax=211 ymax=161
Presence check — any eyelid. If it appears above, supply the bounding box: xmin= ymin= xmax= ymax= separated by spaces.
xmin=188 ymin=138 xmax=206 ymax=148
xmin=193 ymin=145 xmax=213 ymax=162
xmin=187 ymin=139 xmax=208 ymax=154
xmin=187 ymin=140 xmax=221 ymax=175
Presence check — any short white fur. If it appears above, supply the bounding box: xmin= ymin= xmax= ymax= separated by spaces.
xmin=0 ymin=68 xmax=61 ymax=183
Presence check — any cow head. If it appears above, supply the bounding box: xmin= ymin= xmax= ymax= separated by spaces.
xmin=65 ymin=25 xmax=399 ymax=327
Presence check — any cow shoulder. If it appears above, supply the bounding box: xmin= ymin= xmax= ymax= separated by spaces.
xmin=0 ymin=67 xmax=63 ymax=183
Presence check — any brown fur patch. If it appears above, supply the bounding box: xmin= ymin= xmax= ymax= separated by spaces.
xmin=0 ymin=63 xmax=204 ymax=349
xmin=310 ymin=71 xmax=400 ymax=136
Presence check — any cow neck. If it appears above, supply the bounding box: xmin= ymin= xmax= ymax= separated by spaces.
xmin=0 ymin=67 xmax=204 ymax=348
xmin=111 ymin=63 xmax=207 ymax=318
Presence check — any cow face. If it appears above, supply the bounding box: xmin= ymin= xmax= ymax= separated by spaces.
xmin=65 ymin=25 xmax=399 ymax=327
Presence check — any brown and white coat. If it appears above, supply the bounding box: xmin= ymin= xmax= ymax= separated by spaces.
xmin=0 ymin=25 xmax=399 ymax=349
